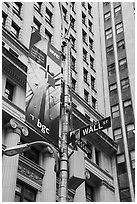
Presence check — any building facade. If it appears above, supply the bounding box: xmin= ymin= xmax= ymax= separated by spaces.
xmin=99 ymin=2 xmax=135 ymax=202
xmin=2 ymin=2 xmax=134 ymax=202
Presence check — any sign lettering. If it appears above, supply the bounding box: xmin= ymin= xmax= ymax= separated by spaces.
xmin=80 ymin=116 xmax=111 ymax=138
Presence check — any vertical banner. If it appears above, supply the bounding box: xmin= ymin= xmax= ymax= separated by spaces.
xmin=26 ymin=30 xmax=62 ymax=146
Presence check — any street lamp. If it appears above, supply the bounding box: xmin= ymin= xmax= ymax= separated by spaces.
xmin=3 ymin=141 xmax=59 ymax=172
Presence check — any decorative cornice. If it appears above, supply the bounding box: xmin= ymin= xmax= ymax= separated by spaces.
xmin=17 ymin=172 xmax=42 ymax=191
xmin=2 ymin=48 xmax=27 ymax=88
xmin=18 ymin=155 xmax=45 ymax=187
xmin=19 ymin=154 xmax=45 ymax=175
xmin=2 ymin=96 xmax=25 ymax=115
xmin=101 ymin=180 xmax=115 ymax=192
xmin=18 ymin=164 xmax=43 ymax=185
xmin=2 ymin=26 xmax=29 ymax=56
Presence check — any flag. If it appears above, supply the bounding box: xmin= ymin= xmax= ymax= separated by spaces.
xmin=26 ymin=30 xmax=62 ymax=147
xmin=28 ymin=29 xmax=47 ymax=69
xmin=29 ymin=29 xmax=41 ymax=49
xmin=48 ymin=74 xmax=55 ymax=88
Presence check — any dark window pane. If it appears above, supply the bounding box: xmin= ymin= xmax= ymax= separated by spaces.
xmin=5 ymin=80 xmax=14 ymax=101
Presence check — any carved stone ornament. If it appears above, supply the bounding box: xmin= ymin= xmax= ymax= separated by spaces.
xmin=5 ymin=118 xmax=29 ymax=136
xmin=18 ymin=164 xmax=43 ymax=185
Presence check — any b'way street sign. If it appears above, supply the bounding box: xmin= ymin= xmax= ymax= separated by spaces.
xmin=80 ymin=116 xmax=111 ymax=138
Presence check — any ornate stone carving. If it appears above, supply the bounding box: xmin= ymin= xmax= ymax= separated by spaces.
xmin=5 ymin=118 xmax=29 ymax=136
xmin=18 ymin=164 xmax=43 ymax=185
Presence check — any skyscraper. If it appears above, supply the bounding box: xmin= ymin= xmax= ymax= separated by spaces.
xmin=100 ymin=2 xmax=135 ymax=202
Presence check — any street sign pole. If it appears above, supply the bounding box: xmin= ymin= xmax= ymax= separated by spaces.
xmin=58 ymin=37 xmax=71 ymax=202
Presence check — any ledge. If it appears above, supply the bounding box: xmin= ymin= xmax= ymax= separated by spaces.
xmin=19 ymin=154 xmax=45 ymax=175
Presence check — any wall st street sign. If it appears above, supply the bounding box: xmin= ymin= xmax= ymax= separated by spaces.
xmin=80 ymin=116 xmax=111 ymax=138
xmin=68 ymin=116 xmax=111 ymax=153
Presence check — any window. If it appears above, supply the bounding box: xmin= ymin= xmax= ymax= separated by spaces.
xmin=5 ymin=80 xmax=15 ymax=101
xmin=123 ymin=99 xmax=132 ymax=108
xmin=90 ymin=56 xmax=94 ymax=70
xmin=70 ymin=16 xmax=75 ymax=30
xmin=114 ymin=128 xmax=122 ymax=140
xmin=88 ymin=20 xmax=93 ymax=33
xmin=108 ymin=63 xmax=115 ymax=76
xmin=109 ymin=83 xmax=117 ymax=91
xmin=105 ymin=28 xmax=112 ymax=39
xmin=15 ymin=181 xmax=37 ymax=202
xmin=114 ymin=5 xmax=121 ymax=14
xmin=4 ymin=2 xmax=10 ymax=7
xmin=72 ymin=78 xmax=76 ymax=91
xmin=92 ymin=96 xmax=96 ymax=109
xmin=82 ymin=12 xmax=86 ymax=25
xmin=70 ymin=35 xmax=75 ymax=49
xmin=33 ymin=17 xmax=41 ymax=32
xmin=83 ymin=49 xmax=87 ymax=62
xmin=62 ymin=6 xmax=67 ymax=22
xmin=126 ymin=123 xmax=135 ymax=138
xmin=45 ymin=28 xmax=52 ymax=42
xmin=117 ymin=39 xmax=125 ymax=49
xmin=45 ymin=8 xmax=52 ymax=24
xmin=82 ymin=29 xmax=87 ymax=44
xmin=89 ymin=37 xmax=93 ymax=50
xmin=106 ymin=45 xmax=114 ymax=54
xmin=88 ymin=3 xmax=92 ymax=16
xmin=82 ymin=2 xmax=86 ymax=8
xmin=120 ymin=188 xmax=131 ymax=202
xmin=130 ymin=150 xmax=135 ymax=169
xmin=71 ymin=56 xmax=76 ymax=70
xmin=71 ymin=2 xmax=75 ymax=12
xmin=83 ymin=68 xmax=88 ymax=83
xmin=119 ymin=58 xmax=127 ymax=70
xmin=13 ymin=2 xmax=22 ymax=16
xmin=2 ymin=11 xmax=7 ymax=26
xmin=34 ymin=2 xmax=42 ymax=12
xmin=23 ymin=147 xmax=39 ymax=164
xmin=116 ymin=22 xmax=123 ymax=34
xmin=95 ymin=148 xmax=100 ymax=165
xmin=11 ymin=21 xmax=20 ymax=38
xmin=104 ymin=11 xmax=111 ymax=20
xmin=119 ymin=58 xmax=127 ymax=66
xmin=84 ymin=89 xmax=89 ymax=102
xmin=117 ymin=154 xmax=127 ymax=174
xmin=21 ymin=139 xmax=39 ymax=164
xmin=91 ymin=75 xmax=95 ymax=90
xmin=126 ymin=123 xmax=135 ymax=132
xmin=86 ymin=184 xmax=94 ymax=202
xmin=121 ymin=78 xmax=129 ymax=89
xmin=112 ymin=104 xmax=120 ymax=118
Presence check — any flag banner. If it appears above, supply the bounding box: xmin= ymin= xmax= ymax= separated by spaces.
xmin=26 ymin=30 xmax=62 ymax=146
xmin=28 ymin=30 xmax=47 ymax=69
xmin=29 ymin=45 xmax=47 ymax=68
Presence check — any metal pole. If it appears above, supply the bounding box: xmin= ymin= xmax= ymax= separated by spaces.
xmin=58 ymin=36 xmax=71 ymax=202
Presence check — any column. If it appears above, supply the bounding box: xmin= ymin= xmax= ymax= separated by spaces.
xmin=92 ymin=145 xmax=96 ymax=163
xmin=74 ymin=182 xmax=86 ymax=202
xmin=36 ymin=149 xmax=56 ymax=202
xmin=2 ymin=118 xmax=28 ymax=202
xmin=96 ymin=182 xmax=107 ymax=202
